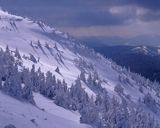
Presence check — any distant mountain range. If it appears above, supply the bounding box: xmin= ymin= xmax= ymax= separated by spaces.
xmin=82 ymin=42 xmax=160 ymax=83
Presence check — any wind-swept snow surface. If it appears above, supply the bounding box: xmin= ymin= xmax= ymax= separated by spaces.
xmin=0 ymin=91 xmax=91 ymax=128
xmin=33 ymin=93 xmax=81 ymax=123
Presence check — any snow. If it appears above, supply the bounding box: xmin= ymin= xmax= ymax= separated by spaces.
xmin=0 ymin=9 xmax=95 ymax=92
xmin=0 ymin=91 xmax=91 ymax=128
xmin=0 ymin=9 xmax=160 ymax=125
xmin=0 ymin=10 xmax=154 ymax=101
xmin=0 ymin=9 xmax=155 ymax=102
xmin=33 ymin=93 xmax=81 ymax=123
xmin=81 ymin=81 xmax=96 ymax=98
xmin=131 ymin=46 xmax=149 ymax=55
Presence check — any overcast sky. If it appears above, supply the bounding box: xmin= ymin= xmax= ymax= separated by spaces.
xmin=0 ymin=0 xmax=160 ymax=39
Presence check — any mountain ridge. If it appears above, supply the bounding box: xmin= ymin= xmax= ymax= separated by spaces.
xmin=0 ymin=9 xmax=160 ymax=128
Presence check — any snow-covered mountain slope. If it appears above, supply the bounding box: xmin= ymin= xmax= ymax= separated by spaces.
xmin=0 ymin=10 xmax=134 ymax=99
xmin=131 ymin=45 xmax=160 ymax=56
xmin=0 ymin=9 xmax=80 ymax=85
xmin=0 ymin=91 xmax=90 ymax=128
xmin=0 ymin=9 xmax=160 ymax=127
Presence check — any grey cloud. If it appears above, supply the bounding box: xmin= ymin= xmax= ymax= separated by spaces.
xmin=139 ymin=11 xmax=160 ymax=22
xmin=68 ymin=10 xmax=134 ymax=27
xmin=0 ymin=0 xmax=160 ymax=28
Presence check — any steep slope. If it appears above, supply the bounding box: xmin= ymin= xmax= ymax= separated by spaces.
xmin=0 ymin=9 xmax=160 ymax=127
xmin=0 ymin=10 xmax=139 ymax=100
xmin=0 ymin=91 xmax=90 ymax=128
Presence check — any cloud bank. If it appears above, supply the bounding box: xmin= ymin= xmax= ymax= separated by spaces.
xmin=0 ymin=0 xmax=160 ymax=38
